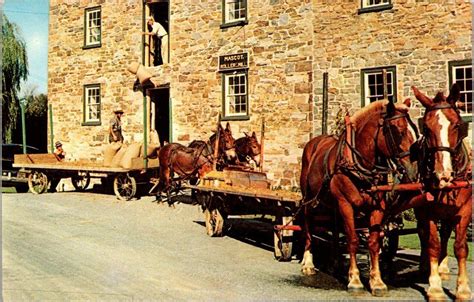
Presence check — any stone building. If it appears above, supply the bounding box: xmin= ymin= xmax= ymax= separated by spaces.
xmin=48 ymin=0 xmax=472 ymax=187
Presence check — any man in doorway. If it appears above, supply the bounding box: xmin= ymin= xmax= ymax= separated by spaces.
xmin=143 ymin=16 xmax=168 ymax=66
xmin=109 ymin=109 xmax=124 ymax=143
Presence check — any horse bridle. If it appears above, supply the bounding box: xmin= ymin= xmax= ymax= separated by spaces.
xmin=381 ymin=111 xmax=419 ymax=160
xmin=416 ymin=103 xmax=469 ymax=180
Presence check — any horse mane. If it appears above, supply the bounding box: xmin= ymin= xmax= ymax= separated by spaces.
xmin=350 ymin=100 xmax=388 ymax=128
xmin=433 ymin=91 xmax=445 ymax=103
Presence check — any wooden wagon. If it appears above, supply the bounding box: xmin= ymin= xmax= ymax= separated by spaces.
xmin=13 ymin=153 xmax=159 ymax=201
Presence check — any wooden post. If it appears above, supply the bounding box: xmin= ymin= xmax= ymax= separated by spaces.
xmin=322 ymin=72 xmax=328 ymax=135
xmin=213 ymin=114 xmax=221 ymax=170
xmin=382 ymin=69 xmax=388 ymax=101
xmin=259 ymin=117 xmax=265 ymax=172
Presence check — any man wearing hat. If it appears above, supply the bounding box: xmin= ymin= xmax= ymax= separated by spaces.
xmin=54 ymin=141 xmax=66 ymax=160
xmin=109 ymin=109 xmax=124 ymax=143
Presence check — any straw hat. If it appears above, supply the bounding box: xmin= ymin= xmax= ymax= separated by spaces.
xmin=114 ymin=109 xmax=124 ymax=114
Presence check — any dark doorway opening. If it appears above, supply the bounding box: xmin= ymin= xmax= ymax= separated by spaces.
xmin=147 ymin=0 xmax=169 ymax=65
xmin=149 ymin=87 xmax=170 ymax=146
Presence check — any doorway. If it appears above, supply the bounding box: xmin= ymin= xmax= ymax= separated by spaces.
xmin=146 ymin=0 xmax=169 ymax=65
xmin=149 ymin=87 xmax=170 ymax=146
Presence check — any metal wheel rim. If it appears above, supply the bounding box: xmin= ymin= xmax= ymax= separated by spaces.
xmin=114 ymin=174 xmax=136 ymax=201
xmin=28 ymin=171 xmax=48 ymax=194
xmin=72 ymin=172 xmax=90 ymax=191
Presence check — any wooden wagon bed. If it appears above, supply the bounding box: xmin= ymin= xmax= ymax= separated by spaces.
xmin=13 ymin=153 xmax=159 ymax=200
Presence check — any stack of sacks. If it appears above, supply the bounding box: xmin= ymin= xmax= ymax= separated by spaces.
xmin=111 ymin=144 xmax=128 ymax=168
xmin=120 ymin=143 xmax=142 ymax=169
xmin=103 ymin=142 xmax=122 ymax=167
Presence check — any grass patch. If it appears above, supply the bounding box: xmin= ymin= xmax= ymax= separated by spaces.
xmin=399 ymin=220 xmax=473 ymax=261
xmin=2 ymin=187 xmax=17 ymax=193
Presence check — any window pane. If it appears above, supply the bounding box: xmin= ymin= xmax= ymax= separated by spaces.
xmin=466 ymin=79 xmax=472 ymax=91
xmin=466 ymin=67 xmax=472 ymax=79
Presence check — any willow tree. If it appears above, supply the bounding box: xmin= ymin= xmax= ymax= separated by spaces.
xmin=2 ymin=13 xmax=28 ymax=143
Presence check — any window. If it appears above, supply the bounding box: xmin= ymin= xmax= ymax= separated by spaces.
xmin=361 ymin=66 xmax=397 ymax=106
xmin=449 ymin=60 xmax=472 ymax=119
xmin=358 ymin=0 xmax=392 ymax=14
xmin=83 ymin=84 xmax=101 ymax=125
xmin=84 ymin=7 xmax=101 ymax=48
xmin=221 ymin=0 xmax=248 ymax=28
xmin=223 ymin=72 xmax=248 ymax=119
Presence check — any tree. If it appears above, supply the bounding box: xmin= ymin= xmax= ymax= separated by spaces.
xmin=2 ymin=13 xmax=28 ymax=143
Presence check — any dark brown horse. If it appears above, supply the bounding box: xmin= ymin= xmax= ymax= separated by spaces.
xmin=234 ymin=131 xmax=261 ymax=167
xmin=410 ymin=85 xmax=471 ymax=301
xmin=158 ymin=143 xmax=213 ymax=196
xmin=300 ymin=100 xmax=416 ymax=295
xmin=188 ymin=122 xmax=236 ymax=170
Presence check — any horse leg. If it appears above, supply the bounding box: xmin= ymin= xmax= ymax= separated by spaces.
xmin=438 ymin=221 xmax=452 ymax=280
xmin=415 ymin=207 xmax=430 ymax=276
xmin=454 ymin=198 xmax=472 ymax=301
xmin=301 ymin=206 xmax=317 ymax=275
xmin=420 ymin=217 xmax=446 ymax=300
xmin=368 ymin=209 xmax=388 ymax=296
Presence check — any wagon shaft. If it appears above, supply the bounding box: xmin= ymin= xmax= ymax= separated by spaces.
xmin=370 ymin=180 xmax=472 ymax=192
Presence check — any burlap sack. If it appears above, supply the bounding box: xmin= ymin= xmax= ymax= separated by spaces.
xmin=120 ymin=143 xmax=142 ymax=169
xmin=140 ymin=143 xmax=160 ymax=159
xmin=150 ymin=129 xmax=160 ymax=145
xmin=111 ymin=145 xmax=128 ymax=168
xmin=103 ymin=142 xmax=122 ymax=167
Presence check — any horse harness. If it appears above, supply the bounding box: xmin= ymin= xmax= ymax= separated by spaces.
xmin=411 ymin=103 xmax=470 ymax=184
xmin=169 ymin=144 xmax=213 ymax=181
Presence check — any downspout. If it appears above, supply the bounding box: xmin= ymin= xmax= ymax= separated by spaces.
xmin=49 ymin=104 xmax=54 ymax=153
xmin=142 ymin=1 xmax=148 ymax=169
xmin=322 ymin=72 xmax=328 ymax=135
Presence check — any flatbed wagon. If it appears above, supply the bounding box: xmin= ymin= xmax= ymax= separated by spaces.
xmin=185 ymin=168 xmax=302 ymax=261
xmin=13 ymin=153 xmax=159 ymax=201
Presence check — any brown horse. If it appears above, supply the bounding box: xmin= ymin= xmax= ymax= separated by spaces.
xmin=188 ymin=122 xmax=236 ymax=170
xmin=158 ymin=143 xmax=213 ymax=197
xmin=300 ymin=100 xmax=416 ymax=295
xmin=234 ymin=131 xmax=261 ymax=167
xmin=410 ymin=85 xmax=471 ymax=301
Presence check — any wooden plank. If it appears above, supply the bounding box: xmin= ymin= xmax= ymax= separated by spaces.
xmin=14 ymin=153 xmax=59 ymax=164
xmin=13 ymin=158 xmax=159 ymax=172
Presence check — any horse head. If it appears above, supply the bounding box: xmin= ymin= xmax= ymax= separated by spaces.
xmin=235 ymin=131 xmax=261 ymax=167
xmin=412 ymin=84 xmax=467 ymax=188
xmin=221 ymin=122 xmax=237 ymax=161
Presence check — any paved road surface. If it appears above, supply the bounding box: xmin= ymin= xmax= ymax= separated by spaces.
xmin=2 ymin=191 xmax=471 ymax=301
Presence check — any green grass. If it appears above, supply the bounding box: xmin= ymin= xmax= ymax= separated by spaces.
xmin=2 ymin=187 xmax=17 ymax=193
xmin=399 ymin=220 xmax=473 ymax=261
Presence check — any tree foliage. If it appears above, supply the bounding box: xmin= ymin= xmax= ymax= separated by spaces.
xmin=2 ymin=13 xmax=28 ymax=143
xmin=26 ymin=93 xmax=48 ymax=118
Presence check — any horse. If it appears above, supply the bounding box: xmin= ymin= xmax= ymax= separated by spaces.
xmin=157 ymin=142 xmax=213 ymax=200
xmin=300 ymin=99 xmax=417 ymax=296
xmin=409 ymin=84 xmax=471 ymax=301
xmin=234 ymin=131 xmax=261 ymax=167
xmin=188 ymin=122 xmax=236 ymax=170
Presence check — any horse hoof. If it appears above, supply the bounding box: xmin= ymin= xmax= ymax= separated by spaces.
xmin=348 ymin=285 xmax=365 ymax=294
xmin=301 ymin=267 xmax=317 ymax=276
xmin=427 ymin=287 xmax=448 ymax=302
xmin=455 ymin=287 xmax=472 ymax=301
xmin=371 ymin=286 xmax=388 ymax=297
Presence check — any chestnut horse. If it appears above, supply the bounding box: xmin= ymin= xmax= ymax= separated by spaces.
xmin=188 ymin=122 xmax=236 ymax=170
xmin=410 ymin=85 xmax=471 ymax=301
xmin=158 ymin=143 xmax=213 ymax=197
xmin=234 ymin=131 xmax=261 ymax=167
xmin=300 ymin=100 xmax=416 ymax=295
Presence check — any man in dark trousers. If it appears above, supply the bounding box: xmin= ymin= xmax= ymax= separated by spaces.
xmin=143 ymin=16 xmax=168 ymax=66
xmin=109 ymin=109 xmax=124 ymax=143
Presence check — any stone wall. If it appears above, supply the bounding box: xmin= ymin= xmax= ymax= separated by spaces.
xmin=311 ymin=0 xmax=472 ymax=135
xmin=149 ymin=0 xmax=314 ymax=187
xmin=48 ymin=0 xmax=143 ymax=162
xmin=48 ymin=0 xmax=471 ymax=186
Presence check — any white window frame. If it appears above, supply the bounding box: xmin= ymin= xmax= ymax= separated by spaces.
xmin=84 ymin=7 xmax=101 ymax=48
xmin=450 ymin=62 xmax=472 ymax=117
xmin=224 ymin=72 xmax=248 ymax=118
xmin=224 ymin=0 xmax=247 ymax=24
xmin=361 ymin=67 xmax=397 ymax=107
xmin=361 ymin=0 xmax=390 ymax=9
xmin=84 ymin=85 xmax=101 ymax=124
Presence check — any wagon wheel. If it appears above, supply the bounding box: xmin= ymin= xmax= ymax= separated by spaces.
xmin=274 ymin=216 xmax=293 ymax=262
xmin=113 ymin=173 xmax=137 ymax=201
xmin=204 ymin=208 xmax=224 ymax=237
xmin=71 ymin=171 xmax=91 ymax=191
xmin=28 ymin=171 xmax=48 ymax=194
